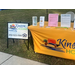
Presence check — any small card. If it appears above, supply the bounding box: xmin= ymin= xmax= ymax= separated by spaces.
xmin=32 ymin=16 xmax=37 ymax=26
xmin=40 ymin=16 xmax=45 ymax=27
xmin=48 ymin=14 xmax=58 ymax=27
xmin=61 ymin=14 xmax=71 ymax=27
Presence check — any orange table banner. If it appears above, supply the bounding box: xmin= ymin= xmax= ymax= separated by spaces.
xmin=28 ymin=21 xmax=75 ymax=60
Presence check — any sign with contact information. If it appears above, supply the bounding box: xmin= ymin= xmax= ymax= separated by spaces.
xmin=8 ymin=23 xmax=28 ymax=39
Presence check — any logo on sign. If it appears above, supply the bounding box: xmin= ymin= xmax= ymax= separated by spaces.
xmin=9 ymin=24 xmax=27 ymax=32
xmin=22 ymin=33 xmax=27 ymax=37
xmin=10 ymin=24 xmax=16 ymax=29
xmin=9 ymin=24 xmax=17 ymax=32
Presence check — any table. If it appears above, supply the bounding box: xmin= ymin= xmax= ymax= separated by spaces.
xmin=28 ymin=21 xmax=75 ymax=60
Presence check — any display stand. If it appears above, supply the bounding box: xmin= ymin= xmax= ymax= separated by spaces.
xmin=7 ymin=22 xmax=30 ymax=50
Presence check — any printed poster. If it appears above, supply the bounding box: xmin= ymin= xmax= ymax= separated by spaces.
xmin=8 ymin=23 xmax=28 ymax=39
xmin=61 ymin=14 xmax=71 ymax=27
xmin=48 ymin=14 xmax=58 ymax=27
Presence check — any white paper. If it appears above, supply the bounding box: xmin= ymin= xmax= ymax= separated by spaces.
xmin=32 ymin=16 xmax=37 ymax=26
xmin=40 ymin=16 xmax=45 ymax=27
xmin=61 ymin=14 xmax=71 ymax=27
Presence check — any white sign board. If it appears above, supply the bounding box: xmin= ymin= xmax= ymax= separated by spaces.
xmin=61 ymin=14 xmax=71 ymax=27
xmin=32 ymin=16 xmax=37 ymax=26
xmin=8 ymin=23 xmax=28 ymax=39
xmin=40 ymin=16 xmax=45 ymax=27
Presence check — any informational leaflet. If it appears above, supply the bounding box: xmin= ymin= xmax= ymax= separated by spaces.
xmin=40 ymin=16 xmax=45 ymax=27
xmin=61 ymin=14 xmax=71 ymax=27
xmin=48 ymin=14 xmax=58 ymax=27
xmin=32 ymin=16 xmax=37 ymax=26
xmin=8 ymin=23 xmax=28 ymax=39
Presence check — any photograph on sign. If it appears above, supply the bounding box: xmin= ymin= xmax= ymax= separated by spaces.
xmin=61 ymin=14 xmax=71 ymax=27
xmin=40 ymin=16 xmax=45 ymax=27
xmin=32 ymin=16 xmax=37 ymax=26
xmin=8 ymin=23 xmax=28 ymax=39
xmin=48 ymin=14 xmax=58 ymax=27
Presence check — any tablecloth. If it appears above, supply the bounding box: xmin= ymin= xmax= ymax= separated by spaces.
xmin=28 ymin=21 xmax=75 ymax=60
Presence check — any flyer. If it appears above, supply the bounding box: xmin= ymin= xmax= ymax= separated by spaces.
xmin=61 ymin=14 xmax=71 ymax=27
xmin=48 ymin=14 xmax=58 ymax=27
xmin=32 ymin=16 xmax=37 ymax=26
xmin=40 ymin=16 xmax=45 ymax=27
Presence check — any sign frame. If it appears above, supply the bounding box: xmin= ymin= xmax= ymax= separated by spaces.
xmin=7 ymin=22 xmax=30 ymax=49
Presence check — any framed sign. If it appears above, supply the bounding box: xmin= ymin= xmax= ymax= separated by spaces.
xmin=48 ymin=14 xmax=58 ymax=27
xmin=7 ymin=22 xmax=30 ymax=49
xmin=61 ymin=14 xmax=71 ymax=27
xmin=8 ymin=22 xmax=29 ymax=39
